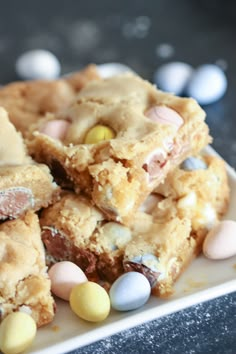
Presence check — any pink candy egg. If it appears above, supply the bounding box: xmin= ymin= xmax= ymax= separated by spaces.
xmin=203 ymin=220 xmax=236 ymax=260
xmin=48 ymin=261 xmax=87 ymax=301
xmin=39 ymin=119 xmax=70 ymax=140
xmin=145 ymin=106 xmax=183 ymax=130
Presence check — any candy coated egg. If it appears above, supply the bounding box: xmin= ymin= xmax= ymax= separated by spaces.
xmin=84 ymin=125 xmax=115 ymax=144
xmin=40 ymin=119 xmax=71 ymax=140
xmin=109 ymin=272 xmax=151 ymax=311
xmin=70 ymin=281 xmax=110 ymax=322
xmin=15 ymin=49 xmax=61 ymax=80
xmin=0 ymin=312 xmax=36 ymax=354
xmin=48 ymin=261 xmax=87 ymax=301
xmin=185 ymin=64 xmax=227 ymax=104
xmin=180 ymin=157 xmax=207 ymax=171
xmin=145 ymin=106 xmax=183 ymax=129
xmin=203 ymin=220 xmax=236 ymax=260
xmin=97 ymin=63 xmax=134 ymax=78
xmin=154 ymin=62 xmax=193 ymax=95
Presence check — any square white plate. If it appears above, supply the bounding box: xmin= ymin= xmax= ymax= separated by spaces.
xmin=27 ymin=146 xmax=236 ymax=354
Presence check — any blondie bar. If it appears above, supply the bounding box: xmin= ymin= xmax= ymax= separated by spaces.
xmin=0 ymin=212 xmax=55 ymax=327
xmin=28 ymin=73 xmax=211 ymax=225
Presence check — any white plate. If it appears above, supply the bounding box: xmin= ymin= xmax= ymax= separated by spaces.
xmin=27 ymin=146 xmax=236 ymax=354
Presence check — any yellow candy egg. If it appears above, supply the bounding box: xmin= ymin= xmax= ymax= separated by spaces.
xmin=84 ymin=125 xmax=115 ymax=144
xmin=0 ymin=312 xmax=37 ymax=354
xmin=69 ymin=281 xmax=110 ymax=322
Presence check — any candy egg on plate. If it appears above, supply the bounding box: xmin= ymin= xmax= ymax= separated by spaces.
xmin=153 ymin=62 xmax=193 ymax=95
xmin=109 ymin=272 xmax=151 ymax=311
xmin=48 ymin=261 xmax=87 ymax=301
xmin=203 ymin=220 xmax=236 ymax=260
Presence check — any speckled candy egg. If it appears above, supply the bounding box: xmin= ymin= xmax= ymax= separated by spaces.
xmin=203 ymin=220 xmax=236 ymax=260
xmin=48 ymin=261 xmax=87 ymax=301
xmin=154 ymin=62 xmax=193 ymax=95
xmin=15 ymin=49 xmax=61 ymax=80
xmin=185 ymin=64 xmax=227 ymax=105
xmin=109 ymin=272 xmax=151 ymax=311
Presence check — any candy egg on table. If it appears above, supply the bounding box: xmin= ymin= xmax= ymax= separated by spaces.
xmin=109 ymin=272 xmax=151 ymax=311
xmin=97 ymin=62 xmax=134 ymax=78
xmin=185 ymin=64 xmax=227 ymax=105
xmin=153 ymin=62 xmax=193 ymax=95
xmin=0 ymin=312 xmax=37 ymax=354
xmin=203 ymin=220 xmax=236 ymax=260
xmin=15 ymin=49 xmax=61 ymax=80
xmin=70 ymin=281 xmax=110 ymax=322
xmin=48 ymin=261 xmax=87 ymax=301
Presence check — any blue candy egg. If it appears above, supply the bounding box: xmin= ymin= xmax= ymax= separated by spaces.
xmin=154 ymin=62 xmax=193 ymax=95
xmin=185 ymin=64 xmax=227 ymax=105
xmin=180 ymin=157 xmax=207 ymax=171
xmin=109 ymin=272 xmax=151 ymax=311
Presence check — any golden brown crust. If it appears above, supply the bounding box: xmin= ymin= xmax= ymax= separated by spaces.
xmin=27 ymin=73 xmax=211 ymax=225
xmin=0 ymin=64 xmax=100 ymax=135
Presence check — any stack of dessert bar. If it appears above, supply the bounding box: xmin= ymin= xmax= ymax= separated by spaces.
xmin=0 ymin=66 xmax=100 ymax=326
xmin=25 ymin=72 xmax=229 ymax=297
xmin=0 ymin=67 xmax=229 ymax=330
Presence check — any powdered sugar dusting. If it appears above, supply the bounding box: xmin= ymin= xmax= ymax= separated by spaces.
xmin=72 ymin=293 xmax=236 ymax=353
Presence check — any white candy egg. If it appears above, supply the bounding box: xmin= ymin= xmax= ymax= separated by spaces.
xmin=15 ymin=49 xmax=61 ymax=80
xmin=97 ymin=62 xmax=134 ymax=78
xmin=48 ymin=261 xmax=87 ymax=301
xmin=203 ymin=220 xmax=236 ymax=260
xmin=154 ymin=62 xmax=193 ymax=95
xmin=186 ymin=64 xmax=227 ymax=105
xmin=109 ymin=272 xmax=151 ymax=311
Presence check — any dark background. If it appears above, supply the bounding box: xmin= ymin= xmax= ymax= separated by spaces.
xmin=1 ymin=0 xmax=236 ymax=353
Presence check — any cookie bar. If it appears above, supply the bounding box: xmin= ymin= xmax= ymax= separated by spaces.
xmin=0 ymin=64 xmax=100 ymax=135
xmin=40 ymin=192 xmax=197 ymax=297
xmin=40 ymin=192 xmax=132 ymax=283
xmin=27 ymin=73 xmax=211 ymax=225
xmin=152 ymin=154 xmax=229 ymax=233
xmin=0 ymin=164 xmax=60 ymax=220
xmin=123 ymin=154 xmax=229 ymax=296
xmin=0 ymin=211 xmax=55 ymax=327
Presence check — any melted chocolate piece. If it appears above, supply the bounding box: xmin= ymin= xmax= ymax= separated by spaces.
xmin=123 ymin=261 xmax=160 ymax=288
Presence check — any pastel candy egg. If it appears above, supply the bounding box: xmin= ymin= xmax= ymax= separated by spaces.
xmin=154 ymin=62 xmax=193 ymax=95
xmin=145 ymin=106 xmax=183 ymax=129
xmin=15 ymin=49 xmax=61 ymax=80
xmin=180 ymin=157 xmax=207 ymax=171
xmin=70 ymin=281 xmax=110 ymax=322
xmin=84 ymin=125 xmax=115 ymax=144
xmin=109 ymin=272 xmax=151 ymax=311
xmin=185 ymin=64 xmax=227 ymax=104
xmin=203 ymin=220 xmax=236 ymax=260
xmin=0 ymin=312 xmax=36 ymax=354
xmin=48 ymin=261 xmax=87 ymax=301
xmin=39 ymin=119 xmax=71 ymax=140
xmin=97 ymin=62 xmax=134 ymax=78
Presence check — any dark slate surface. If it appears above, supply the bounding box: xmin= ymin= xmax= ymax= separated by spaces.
xmin=0 ymin=1 xmax=236 ymax=353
